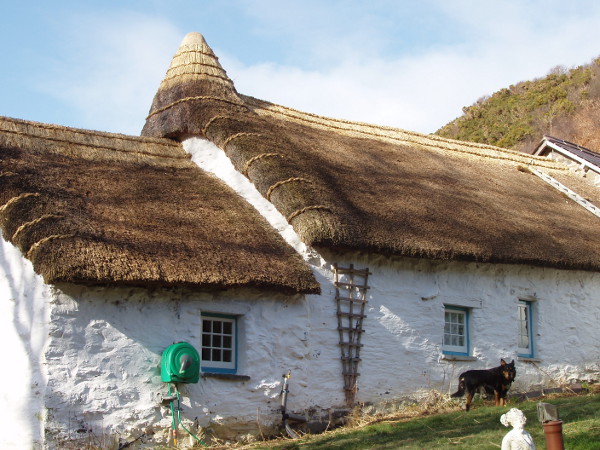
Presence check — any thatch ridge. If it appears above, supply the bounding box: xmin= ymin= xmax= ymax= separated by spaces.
xmin=0 ymin=116 xmax=320 ymax=294
xmin=1 ymin=116 xmax=180 ymax=147
xmin=240 ymin=95 xmax=566 ymax=170
xmin=1 ymin=116 xmax=191 ymax=168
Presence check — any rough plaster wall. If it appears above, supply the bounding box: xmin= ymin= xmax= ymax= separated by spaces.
xmin=0 ymin=236 xmax=51 ymax=449
xmin=327 ymin=254 xmax=600 ymax=406
xmin=39 ymin=255 xmax=600 ymax=445
xmin=41 ymin=284 xmax=335 ymax=446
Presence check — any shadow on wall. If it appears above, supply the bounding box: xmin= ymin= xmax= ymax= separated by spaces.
xmin=0 ymin=237 xmax=49 ymax=447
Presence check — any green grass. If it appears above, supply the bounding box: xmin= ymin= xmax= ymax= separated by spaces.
xmin=245 ymin=392 xmax=600 ymax=450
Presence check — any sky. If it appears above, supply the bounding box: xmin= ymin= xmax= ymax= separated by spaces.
xmin=3 ymin=1 xmax=600 ymax=136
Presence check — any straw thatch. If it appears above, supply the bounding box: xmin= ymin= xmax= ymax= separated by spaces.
xmin=0 ymin=116 xmax=319 ymax=294
xmin=143 ymin=32 xmax=600 ymax=272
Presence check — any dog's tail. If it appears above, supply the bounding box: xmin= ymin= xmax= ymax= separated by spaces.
xmin=451 ymin=376 xmax=465 ymax=398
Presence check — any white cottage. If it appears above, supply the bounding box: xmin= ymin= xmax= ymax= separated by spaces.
xmin=2 ymin=32 xmax=600 ymax=448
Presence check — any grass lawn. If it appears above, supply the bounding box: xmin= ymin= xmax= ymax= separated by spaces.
xmin=242 ymin=392 xmax=600 ymax=449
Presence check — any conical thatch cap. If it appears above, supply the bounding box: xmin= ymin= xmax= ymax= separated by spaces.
xmin=158 ymin=32 xmax=235 ymax=92
xmin=142 ymin=32 xmax=247 ymax=139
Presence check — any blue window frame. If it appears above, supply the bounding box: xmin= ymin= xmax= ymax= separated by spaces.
xmin=201 ymin=314 xmax=237 ymax=374
xmin=443 ymin=306 xmax=470 ymax=356
xmin=517 ymin=301 xmax=534 ymax=358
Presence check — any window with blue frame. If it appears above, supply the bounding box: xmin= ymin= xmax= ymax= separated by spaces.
xmin=443 ymin=305 xmax=470 ymax=355
xmin=201 ymin=314 xmax=237 ymax=373
xmin=517 ymin=300 xmax=534 ymax=358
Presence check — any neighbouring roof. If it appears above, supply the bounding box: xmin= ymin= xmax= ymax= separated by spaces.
xmin=143 ymin=32 xmax=600 ymax=272
xmin=533 ymin=135 xmax=600 ymax=172
xmin=0 ymin=116 xmax=320 ymax=294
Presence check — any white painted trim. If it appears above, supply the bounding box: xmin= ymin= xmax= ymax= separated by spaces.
xmin=542 ymin=141 xmax=600 ymax=175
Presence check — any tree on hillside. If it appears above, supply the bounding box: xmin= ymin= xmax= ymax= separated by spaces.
xmin=436 ymin=57 xmax=600 ymax=153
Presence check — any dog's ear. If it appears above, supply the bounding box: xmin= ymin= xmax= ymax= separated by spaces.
xmin=510 ymin=360 xmax=515 ymax=366
xmin=500 ymin=359 xmax=506 ymax=365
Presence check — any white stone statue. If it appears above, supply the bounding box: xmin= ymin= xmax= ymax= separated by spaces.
xmin=500 ymin=408 xmax=536 ymax=450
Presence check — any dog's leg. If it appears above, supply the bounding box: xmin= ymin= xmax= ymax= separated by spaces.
xmin=465 ymin=392 xmax=472 ymax=411
xmin=494 ymin=391 xmax=500 ymax=406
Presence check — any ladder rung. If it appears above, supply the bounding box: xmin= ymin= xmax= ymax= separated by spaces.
xmin=337 ymin=312 xmax=367 ymax=318
xmin=336 ymin=295 xmax=367 ymax=303
xmin=342 ymin=357 xmax=361 ymax=361
xmin=342 ymin=371 xmax=361 ymax=376
xmin=334 ymin=267 xmax=371 ymax=275
xmin=339 ymin=342 xmax=364 ymax=347
xmin=338 ymin=327 xmax=364 ymax=332
xmin=335 ymin=281 xmax=369 ymax=289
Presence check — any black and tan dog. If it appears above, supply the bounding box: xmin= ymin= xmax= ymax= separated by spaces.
xmin=451 ymin=359 xmax=516 ymax=411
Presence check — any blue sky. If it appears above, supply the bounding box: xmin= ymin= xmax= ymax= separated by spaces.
xmin=3 ymin=1 xmax=600 ymax=135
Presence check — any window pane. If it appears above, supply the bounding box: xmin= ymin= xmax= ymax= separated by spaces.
xmin=444 ymin=307 xmax=468 ymax=353
xmin=201 ymin=316 xmax=237 ymax=371
xmin=519 ymin=335 xmax=529 ymax=349
xmin=517 ymin=302 xmax=533 ymax=355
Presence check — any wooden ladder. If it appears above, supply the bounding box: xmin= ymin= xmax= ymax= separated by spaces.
xmin=334 ymin=263 xmax=370 ymax=407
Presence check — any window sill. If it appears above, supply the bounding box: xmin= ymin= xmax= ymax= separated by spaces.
xmin=441 ymin=354 xmax=477 ymax=361
xmin=517 ymin=356 xmax=541 ymax=363
xmin=201 ymin=372 xmax=250 ymax=381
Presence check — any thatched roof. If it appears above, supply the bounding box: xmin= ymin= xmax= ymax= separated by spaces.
xmin=143 ymin=32 xmax=600 ymax=272
xmin=0 ymin=116 xmax=319 ymax=294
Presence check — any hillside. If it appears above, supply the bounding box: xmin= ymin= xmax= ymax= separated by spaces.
xmin=436 ymin=57 xmax=600 ymax=153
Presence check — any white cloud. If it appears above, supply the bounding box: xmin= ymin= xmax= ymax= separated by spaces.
xmin=223 ymin=1 xmax=600 ymax=133
xmin=37 ymin=12 xmax=182 ymax=135
xmin=30 ymin=1 xmax=600 ymax=136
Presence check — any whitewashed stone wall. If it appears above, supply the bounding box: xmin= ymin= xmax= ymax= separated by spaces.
xmin=0 ymin=236 xmax=51 ymax=449
xmin=40 ymin=254 xmax=600 ymax=446
xmin=40 ymin=284 xmax=321 ymax=447
xmin=2 ymin=230 xmax=600 ymax=448
xmin=323 ymin=254 xmax=600 ymax=405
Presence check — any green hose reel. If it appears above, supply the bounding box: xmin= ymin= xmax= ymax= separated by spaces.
xmin=161 ymin=342 xmax=200 ymax=384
